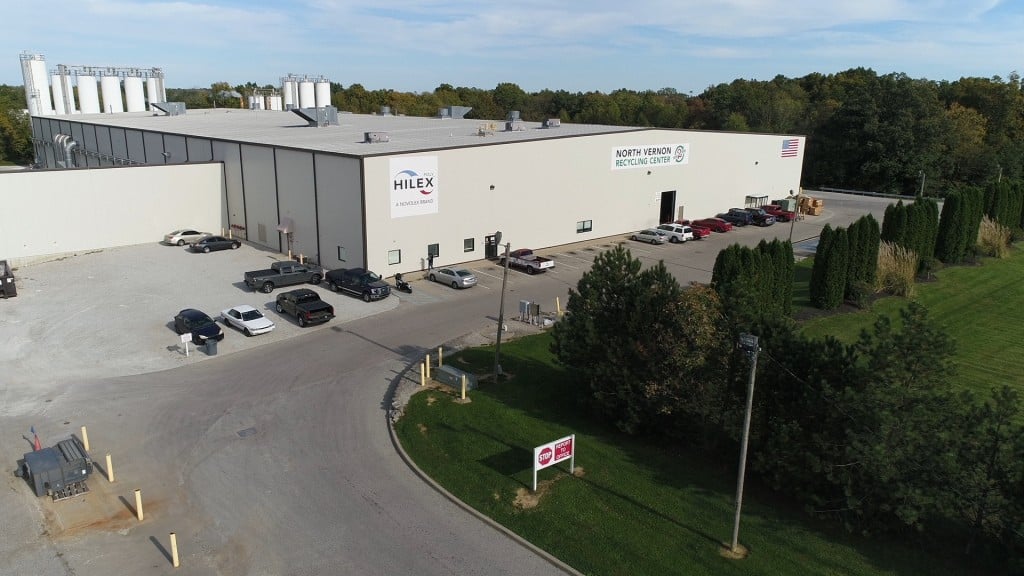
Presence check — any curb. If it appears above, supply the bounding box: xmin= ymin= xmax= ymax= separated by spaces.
xmin=384 ymin=358 xmax=584 ymax=576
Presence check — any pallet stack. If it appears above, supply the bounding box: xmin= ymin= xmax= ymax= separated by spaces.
xmin=799 ymin=196 xmax=824 ymax=216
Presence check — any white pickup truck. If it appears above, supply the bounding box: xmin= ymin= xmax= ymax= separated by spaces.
xmin=500 ymin=248 xmax=555 ymax=274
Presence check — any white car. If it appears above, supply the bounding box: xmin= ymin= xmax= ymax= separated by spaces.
xmin=220 ymin=304 xmax=276 ymax=336
xmin=164 ymin=229 xmax=208 ymax=246
xmin=630 ymin=229 xmax=667 ymax=245
xmin=656 ymin=223 xmax=694 ymax=243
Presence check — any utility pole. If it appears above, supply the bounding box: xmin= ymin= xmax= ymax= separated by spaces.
xmin=731 ymin=333 xmax=760 ymax=554
xmin=493 ymin=233 xmax=511 ymax=382
xmin=919 ymin=170 xmax=926 ymax=197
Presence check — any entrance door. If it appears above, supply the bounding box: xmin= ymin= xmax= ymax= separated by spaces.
xmin=659 ymin=191 xmax=676 ymax=224
xmin=484 ymin=235 xmax=498 ymax=259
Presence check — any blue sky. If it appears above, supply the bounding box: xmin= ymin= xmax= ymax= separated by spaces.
xmin=3 ymin=1 xmax=1022 ymax=93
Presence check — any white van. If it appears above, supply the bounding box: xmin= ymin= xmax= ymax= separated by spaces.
xmin=656 ymin=224 xmax=695 ymax=243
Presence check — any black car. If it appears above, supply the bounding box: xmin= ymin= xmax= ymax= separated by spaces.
xmin=173 ymin=308 xmax=225 ymax=344
xmin=190 ymin=235 xmax=241 ymax=253
xmin=325 ymin=268 xmax=391 ymax=302
xmin=717 ymin=210 xmax=752 ymax=227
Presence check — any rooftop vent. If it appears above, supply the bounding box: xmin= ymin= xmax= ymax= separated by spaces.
xmin=379 ymin=105 xmax=391 ymax=116
xmin=364 ymin=131 xmax=390 ymax=143
xmin=543 ymin=118 xmax=561 ymax=128
xmin=291 ymin=106 xmax=339 ymax=127
xmin=506 ymin=110 xmax=520 ymax=121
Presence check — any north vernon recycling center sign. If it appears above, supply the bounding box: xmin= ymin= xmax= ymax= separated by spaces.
xmin=533 ymin=434 xmax=576 ymax=491
xmin=610 ymin=143 xmax=689 ymax=170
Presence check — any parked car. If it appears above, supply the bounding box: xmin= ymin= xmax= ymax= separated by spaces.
xmin=692 ymin=218 xmax=734 ymax=233
xmin=325 ymin=267 xmax=391 ymax=302
xmin=429 ymin=267 xmax=477 ymax=289
xmin=244 ymin=261 xmax=325 ymax=293
xmin=275 ymin=288 xmax=335 ymax=327
xmin=499 ymin=248 xmax=555 ymax=274
xmin=190 ymin=235 xmax=241 ymax=252
xmin=164 ymin=229 xmax=208 ymax=246
xmin=718 ymin=210 xmax=754 ymax=227
xmin=173 ymin=308 xmax=224 ymax=345
xmin=630 ymin=229 xmax=667 ymax=244
xmin=220 ymin=304 xmax=275 ymax=336
xmin=676 ymin=220 xmax=712 ymax=239
xmin=742 ymin=207 xmax=777 ymax=226
xmin=656 ymin=223 xmax=695 ymax=243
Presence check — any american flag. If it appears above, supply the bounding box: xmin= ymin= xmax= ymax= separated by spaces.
xmin=781 ymin=138 xmax=800 ymax=158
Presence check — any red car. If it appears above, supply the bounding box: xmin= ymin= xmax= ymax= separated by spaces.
xmin=675 ymin=219 xmax=712 ymax=238
xmin=692 ymin=218 xmax=734 ymax=233
xmin=763 ymin=204 xmax=796 ymax=222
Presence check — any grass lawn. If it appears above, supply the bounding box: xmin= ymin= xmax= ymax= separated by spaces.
xmin=801 ymin=246 xmax=1024 ymax=398
xmin=396 ymin=335 xmax=975 ymax=576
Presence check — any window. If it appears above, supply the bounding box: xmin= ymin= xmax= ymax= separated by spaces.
xmin=464 ymin=238 xmax=475 ymax=252
xmin=337 ymin=246 xmax=347 ymax=262
xmin=576 ymin=219 xmax=593 ymax=233
xmin=427 ymin=243 xmax=439 ymax=257
xmin=388 ymin=250 xmax=401 ymax=265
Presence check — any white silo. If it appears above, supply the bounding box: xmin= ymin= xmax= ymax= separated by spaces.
xmin=124 ymin=76 xmax=145 ymax=112
xmin=78 ymin=75 xmax=101 ymax=114
xmin=156 ymin=74 xmax=166 ymax=103
xmin=20 ymin=53 xmax=54 ymax=115
xmin=146 ymin=77 xmax=159 ymax=108
xmin=269 ymin=95 xmax=282 ymax=111
xmin=50 ymin=72 xmax=67 ymax=115
xmin=100 ymin=74 xmax=124 ymax=113
xmin=282 ymin=79 xmax=295 ymax=109
xmin=298 ymin=79 xmax=315 ymax=108
xmin=248 ymin=95 xmax=264 ymax=110
xmin=314 ymin=79 xmax=330 ymax=108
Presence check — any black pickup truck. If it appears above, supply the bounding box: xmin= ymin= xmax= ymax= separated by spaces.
xmin=325 ymin=268 xmax=391 ymax=302
xmin=244 ymin=261 xmax=325 ymax=294
xmin=275 ymin=289 xmax=334 ymax=327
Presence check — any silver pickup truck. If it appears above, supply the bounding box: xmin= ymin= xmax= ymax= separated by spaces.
xmin=244 ymin=261 xmax=324 ymax=293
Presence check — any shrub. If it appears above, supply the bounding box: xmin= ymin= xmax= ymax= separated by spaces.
xmin=876 ymin=241 xmax=918 ymax=297
xmin=977 ymin=216 xmax=1012 ymax=258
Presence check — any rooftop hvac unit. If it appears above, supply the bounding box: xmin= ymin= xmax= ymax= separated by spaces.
xmin=506 ymin=110 xmax=520 ymax=121
xmin=379 ymin=105 xmax=391 ymax=116
xmin=505 ymin=120 xmax=525 ymax=132
xmin=291 ymin=106 xmax=339 ymax=127
xmin=437 ymin=105 xmax=472 ymax=119
xmin=151 ymin=102 xmax=187 ymax=116
xmin=543 ymin=118 xmax=561 ymax=128
xmin=364 ymin=132 xmax=390 ymax=143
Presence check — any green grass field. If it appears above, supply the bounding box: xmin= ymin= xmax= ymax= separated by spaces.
xmin=801 ymin=247 xmax=1024 ymax=398
xmin=397 ymin=336 xmax=977 ymax=576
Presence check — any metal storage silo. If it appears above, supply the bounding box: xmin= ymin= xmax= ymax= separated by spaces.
xmin=77 ymin=75 xmax=101 ymax=114
xmin=282 ymin=79 xmax=295 ymax=109
xmin=314 ymin=80 xmax=330 ymax=107
xmin=100 ymin=74 xmax=124 ymax=113
xmin=146 ymin=77 xmax=159 ymax=108
xmin=124 ymin=76 xmax=145 ymax=111
xmin=50 ymin=73 xmax=67 ymax=115
xmin=20 ymin=53 xmax=54 ymax=116
xmin=269 ymin=95 xmax=282 ymax=111
xmin=248 ymin=95 xmax=264 ymax=110
xmin=298 ymin=80 xmax=315 ymax=108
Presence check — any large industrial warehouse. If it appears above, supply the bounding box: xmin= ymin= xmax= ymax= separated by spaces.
xmin=23 ymin=106 xmax=805 ymax=272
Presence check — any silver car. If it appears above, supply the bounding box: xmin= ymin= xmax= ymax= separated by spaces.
xmin=630 ymin=229 xmax=667 ymax=244
xmin=429 ymin=267 xmax=477 ymax=289
xmin=164 ymin=229 xmax=208 ymax=246
xmin=220 ymin=304 xmax=276 ymax=336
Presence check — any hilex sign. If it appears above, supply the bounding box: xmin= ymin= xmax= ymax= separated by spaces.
xmin=390 ymin=156 xmax=439 ymax=218
xmin=611 ymin=143 xmax=689 ymax=170
xmin=533 ymin=434 xmax=576 ymax=491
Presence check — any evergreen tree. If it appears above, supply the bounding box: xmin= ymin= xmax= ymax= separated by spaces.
xmin=810 ymin=225 xmax=833 ymax=308
xmin=863 ymin=214 xmax=881 ymax=287
xmin=936 ymin=191 xmax=967 ymax=263
xmin=823 ymin=227 xmax=848 ymax=309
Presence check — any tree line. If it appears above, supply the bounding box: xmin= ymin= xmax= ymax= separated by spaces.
xmin=4 ymin=67 xmax=1021 ymax=194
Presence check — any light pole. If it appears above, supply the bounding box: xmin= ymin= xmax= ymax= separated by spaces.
xmin=998 ymin=163 xmax=1003 ymax=183
xmin=787 ymin=189 xmax=799 ymax=244
xmin=918 ymin=170 xmax=926 ymax=197
xmin=731 ymin=333 xmax=760 ymax=554
xmin=493 ymin=233 xmax=511 ymax=382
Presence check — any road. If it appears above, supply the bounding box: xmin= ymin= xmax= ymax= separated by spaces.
xmin=1 ymin=191 xmax=893 ymax=575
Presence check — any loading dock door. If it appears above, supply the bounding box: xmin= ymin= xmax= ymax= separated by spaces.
xmin=660 ymin=191 xmax=676 ymax=224
xmin=485 ymin=235 xmax=498 ymax=259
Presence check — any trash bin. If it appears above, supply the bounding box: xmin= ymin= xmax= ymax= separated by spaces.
xmin=205 ymin=339 xmax=218 ymax=356
xmin=0 ymin=260 xmax=15 ymax=298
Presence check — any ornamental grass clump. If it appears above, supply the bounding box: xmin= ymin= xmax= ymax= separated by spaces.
xmin=876 ymin=241 xmax=917 ymax=297
xmin=977 ymin=215 xmax=1012 ymax=258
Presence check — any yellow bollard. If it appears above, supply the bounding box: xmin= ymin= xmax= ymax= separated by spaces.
xmin=556 ymin=297 xmax=562 ymax=317
xmin=134 ymin=489 xmax=144 ymax=521
xmin=461 ymin=374 xmax=467 ymax=400
xmin=105 ymin=453 xmax=114 ymax=483
xmin=80 ymin=426 xmax=90 ymax=452
xmin=438 ymin=346 xmax=443 ymax=367
xmin=228 ymin=228 xmax=233 ymax=239
xmin=425 ymin=354 xmax=431 ymax=379
xmin=169 ymin=532 xmax=180 ymax=567
xmin=419 ymin=363 xmax=425 ymax=387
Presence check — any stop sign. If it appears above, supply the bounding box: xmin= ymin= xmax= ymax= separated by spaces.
xmin=537 ymin=447 xmax=553 ymax=466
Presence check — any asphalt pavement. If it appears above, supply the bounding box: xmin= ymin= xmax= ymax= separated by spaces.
xmin=0 ymin=191 xmax=894 ymax=575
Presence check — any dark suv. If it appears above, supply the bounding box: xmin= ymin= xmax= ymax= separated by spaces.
xmin=325 ymin=268 xmax=391 ymax=302
xmin=718 ymin=209 xmax=753 ymax=227
xmin=742 ymin=207 xmax=777 ymax=226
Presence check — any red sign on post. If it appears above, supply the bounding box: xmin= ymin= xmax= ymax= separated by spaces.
xmin=532 ymin=434 xmax=576 ymax=492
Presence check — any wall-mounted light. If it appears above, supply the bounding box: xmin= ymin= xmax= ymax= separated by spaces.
xmin=754 ymin=161 xmax=759 ymax=165
xmin=489 ymin=185 xmax=495 ymax=190
xmin=646 ymin=170 xmax=651 ymax=175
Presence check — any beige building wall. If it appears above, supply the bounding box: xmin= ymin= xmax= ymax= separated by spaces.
xmin=0 ymin=163 xmax=224 ymax=266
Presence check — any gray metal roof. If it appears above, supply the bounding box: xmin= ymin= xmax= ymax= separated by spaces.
xmin=61 ymin=109 xmax=644 ymax=157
